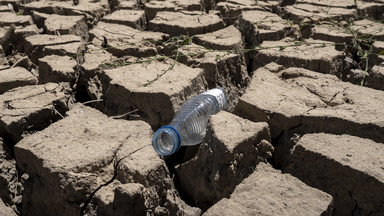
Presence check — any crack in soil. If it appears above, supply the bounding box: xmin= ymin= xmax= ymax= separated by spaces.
xmin=79 ymin=141 xmax=150 ymax=215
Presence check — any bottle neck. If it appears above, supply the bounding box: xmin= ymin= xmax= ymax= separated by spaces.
xmin=152 ymin=125 xmax=181 ymax=156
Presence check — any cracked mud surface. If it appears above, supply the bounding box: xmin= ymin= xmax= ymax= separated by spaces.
xmin=1 ymin=0 xmax=384 ymax=215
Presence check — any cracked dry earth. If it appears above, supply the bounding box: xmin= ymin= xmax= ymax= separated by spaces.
xmin=1 ymin=0 xmax=384 ymax=215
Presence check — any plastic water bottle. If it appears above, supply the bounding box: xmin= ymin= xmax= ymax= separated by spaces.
xmin=152 ymin=87 xmax=227 ymax=156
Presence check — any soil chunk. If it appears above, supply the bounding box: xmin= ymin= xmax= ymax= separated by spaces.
xmin=204 ymin=163 xmax=333 ymax=216
xmin=0 ymin=67 xmax=37 ymax=94
xmin=0 ymin=12 xmax=32 ymax=27
xmin=254 ymin=38 xmax=346 ymax=77
xmin=284 ymin=133 xmax=384 ymax=216
xmin=102 ymin=10 xmax=146 ymax=30
xmin=234 ymin=64 xmax=384 ymax=148
xmin=89 ymin=21 xmax=167 ymax=57
xmin=283 ymin=3 xmax=357 ymax=22
xmin=236 ymin=10 xmax=295 ymax=45
xmin=38 ymin=55 xmax=77 ymax=84
xmin=176 ymin=111 xmax=272 ymax=210
xmin=99 ymin=60 xmax=205 ymax=128
xmin=194 ymin=25 xmax=243 ymax=50
xmin=148 ymin=11 xmax=225 ymax=37
xmin=0 ymin=83 xmax=71 ymax=143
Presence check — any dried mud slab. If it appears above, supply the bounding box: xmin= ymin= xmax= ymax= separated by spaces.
xmin=0 ymin=6 xmax=11 ymax=12
xmin=176 ymin=111 xmax=272 ymax=210
xmin=12 ymin=25 xmax=39 ymax=53
xmin=204 ymin=163 xmax=333 ymax=216
xmin=283 ymin=3 xmax=357 ymax=23
xmin=81 ymin=44 xmax=114 ymax=76
xmin=352 ymin=19 xmax=384 ymax=41
xmin=0 ymin=198 xmax=16 ymax=216
xmin=193 ymin=25 xmax=244 ymax=50
xmin=0 ymin=66 xmax=37 ymax=94
xmin=296 ymin=0 xmax=356 ymax=8
xmin=112 ymin=0 xmax=138 ymax=10
xmin=372 ymin=41 xmax=384 ymax=66
xmin=114 ymin=145 xmax=201 ymax=215
xmin=309 ymin=23 xmax=353 ymax=43
xmin=15 ymin=104 xmax=200 ymax=216
xmin=87 ymin=179 xmax=200 ymax=215
xmin=284 ymin=133 xmax=384 ymax=216
xmin=365 ymin=64 xmax=384 ymax=91
xmin=89 ymin=21 xmax=167 ymax=57
xmin=102 ymin=10 xmax=146 ymax=30
xmin=43 ymin=14 xmax=88 ymax=40
xmin=236 ymin=10 xmax=295 ymax=45
xmin=234 ymin=65 xmax=384 ymax=152
xmin=148 ymin=11 xmax=225 ymax=37
xmin=213 ymin=1 xmax=262 ymax=25
xmin=98 ymin=60 xmax=206 ymax=128
xmin=254 ymin=38 xmax=346 ymax=77
xmin=22 ymin=0 xmax=109 ymax=26
xmin=145 ymin=0 xmax=203 ymax=20
xmin=38 ymin=55 xmax=77 ymax=84
xmin=177 ymin=44 xmax=249 ymax=110
xmin=0 ymin=12 xmax=32 ymax=27
xmin=42 ymin=42 xmax=85 ymax=58
xmin=357 ymin=1 xmax=384 ymax=20
xmin=0 ymin=83 xmax=71 ymax=143
xmin=24 ymin=34 xmax=81 ymax=63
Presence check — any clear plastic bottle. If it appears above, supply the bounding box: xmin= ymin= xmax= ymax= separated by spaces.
xmin=152 ymin=87 xmax=227 ymax=156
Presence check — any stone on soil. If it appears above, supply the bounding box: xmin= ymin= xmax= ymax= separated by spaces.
xmin=0 ymin=66 xmax=36 ymax=94
xmin=193 ymin=25 xmax=243 ymax=50
xmin=236 ymin=10 xmax=294 ymax=45
xmin=99 ymin=60 xmax=205 ymax=127
xmin=204 ymin=163 xmax=333 ymax=216
xmin=38 ymin=55 xmax=77 ymax=84
xmin=102 ymin=10 xmax=146 ymax=30
xmin=254 ymin=38 xmax=346 ymax=77
xmin=284 ymin=133 xmax=384 ymax=216
xmin=234 ymin=64 xmax=384 ymax=151
xmin=89 ymin=21 xmax=167 ymax=57
xmin=148 ymin=11 xmax=225 ymax=37
xmin=176 ymin=111 xmax=272 ymax=210
xmin=0 ymin=83 xmax=71 ymax=143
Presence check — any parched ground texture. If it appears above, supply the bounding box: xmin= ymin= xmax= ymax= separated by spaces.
xmin=1 ymin=0 xmax=384 ymax=215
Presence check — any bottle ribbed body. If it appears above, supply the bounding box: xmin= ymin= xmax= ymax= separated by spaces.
xmin=170 ymin=94 xmax=220 ymax=146
xmin=152 ymin=87 xmax=227 ymax=156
